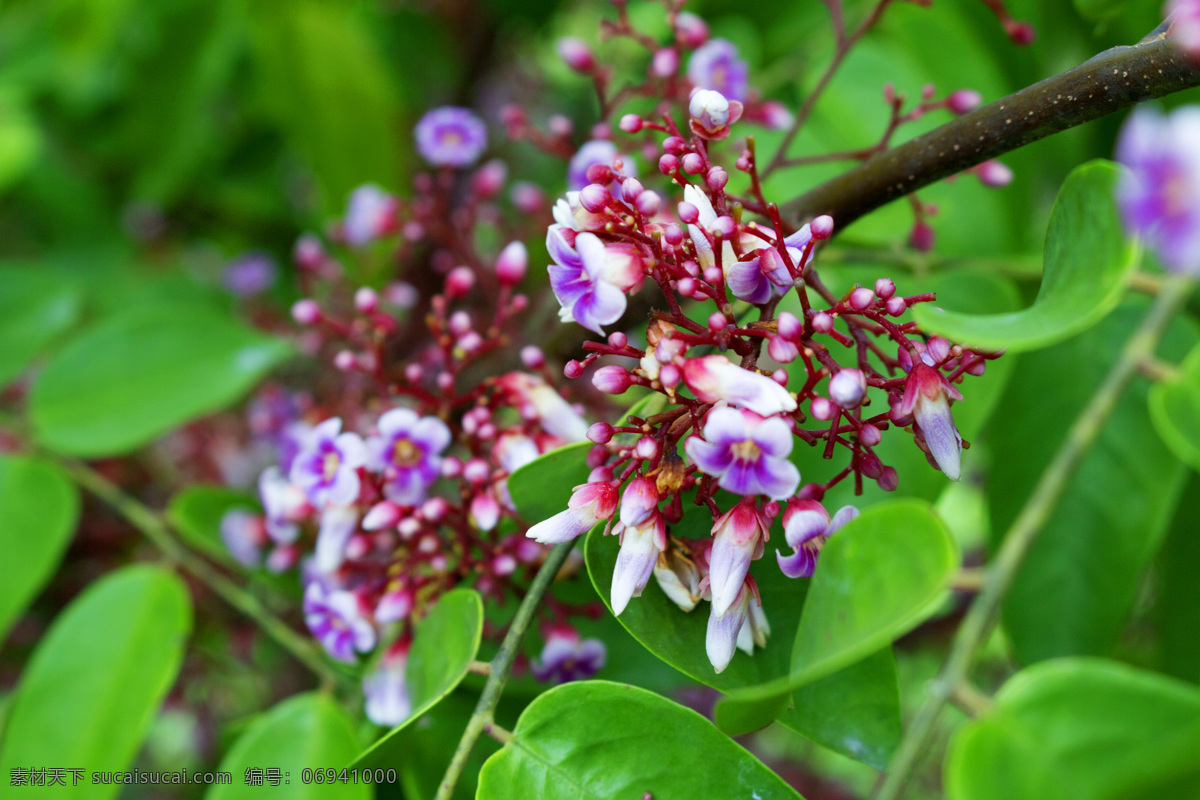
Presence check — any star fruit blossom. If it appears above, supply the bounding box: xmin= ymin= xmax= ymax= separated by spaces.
xmin=547 ymin=226 xmax=644 ymax=334
xmin=289 ymin=418 xmax=367 ymax=509
xmin=685 ymin=407 xmax=801 ymax=501
xmin=365 ymin=407 xmax=452 ymax=506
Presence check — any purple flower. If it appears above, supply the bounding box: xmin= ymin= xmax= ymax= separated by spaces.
xmin=685 ymin=407 xmax=799 ymax=500
xmin=414 ymin=106 xmax=488 ymax=168
xmin=547 ymin=228 xmax=644 ymax=334
xmin=567 ymin=139 xmax=635 ymax=191
xmin=219 ymin=509 xmax=268 ymax=568
xmin=289 ymin=418 xmax=368 ymax=508
xmin=222 ymin=252 xmax=277 ymax=296
xmin=776 ymin=500 xmax=858 ymax=578
xmin=531 ymin=628 xmax=607 ymax=683
xmin=706 ymin=500 xmax=769 ymax=619
xmin=303 ymin=581 xmax=376 ymax=663
xmin=726 ymin=224 xmax=815 ymax=304
xmin=680 ymin=355 xmax=797 ymax=416
xmin=363 ymin=648 xmax=412 ymax=726
xmin=366 ymin=408 xmax=451 ymax=506
xmin=1116 ymin=106 xmax=1200 ymax=275
xmin=900 ymin=363 xmax=964 ymax=481
xmin=258 ymin=466 xmax=310 ymax=544
xmin=687 ymin=39 xmax=749 ymax=102
xmin=343 ymin=184 xmax=398 ymax=246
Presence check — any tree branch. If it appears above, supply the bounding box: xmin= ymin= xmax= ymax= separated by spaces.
xmin=784 ymin=30 xmax=1200 ymax=229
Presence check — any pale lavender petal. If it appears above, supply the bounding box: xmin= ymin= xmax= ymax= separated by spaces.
xmin=315 ymin=506 xmax=359 ymax=573
xmin=336 ymin=433 xmax=368 ymax=468
xmin=684 ymin=437 xmax=735 ymax=476
xmin=526 ymin=507 xmax=595 ymax=544
xmin=708 ymin=537 xmax=753 ymax=619
xmin=750 ymin=417 xmax=794 ymax=458
xmin=573 ymin=279 xmax=627 ymax=334
xmin=611 ymin=524 xmax=660 ymax=615
xmin=777 ymin=547 xmax=817 ymax=579
xmin=827 ymin=506 xmax=860 ymax=535
xmin=706 ymin=592 xmax=749 ymax=673
xmin=726 ymin=258 xmax=773 ymax=304
xmin=378 ymin=407 xmax=419 ymax=437
xmin=784 ymin=508 xmax=829 ymax=549
xmin=915 ymin=395 xmax=962 ymax=481
xmin=326 ymin=467 xmax=362 ymax=507
xmin=411 ymin=417 xmax=451 ymax=453
xmin=753 ymin=456 xmax=800 ymax=501
xmin=703 ymin=407 xmax=748 ymax=445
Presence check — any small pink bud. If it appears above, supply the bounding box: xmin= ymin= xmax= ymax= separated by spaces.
xmin=354 ymin=287 xmax=378 ymax=313
xmin=621 ymin=177 xmax=644 ymax=202
xmin=927 ymin=336 xmax=952 ymax=363
xmin=767 ymin=335 xmax=799 ymax=363
xmin=511 ymin=182 xmax=545 ymax=214
xmin=635 ymin=191 xmax=661 ymax=216
xmin=588 ymin=422 xmax=614 ymax=444
xmin=877 ymin=467 xmax=899 ymax=492
xmin=445 ymin=266 xmax=475 ymax=297
xmin=441 ymin=457 xmax=462 ymax=478
xmin=1005 ymin=20 xmax=1035 ymax=46
xmin=593 ymin=365 xmax=633 ymax=394
xmin=947 ymin=89 xmax=982 ymax=114
xmin=635 ymin=437 xmax=660 ymax=460
xmin=811 ymin=215 xmax=834 ymax=239
xmin=829 ymin=368 xmax=866 ymax=408
xmin=496 ymin=241 xmax=528 ymax=285
xmin=736 ymin=155 xmax=751 ymax=171
xmin=437 ymin=373 xmax=454 ymax=391
xmin=586 ymin=164 xmax=613 ymax=185
xmin=777 ymin=312 xmax=802 ymax=341
xmin=681 ymin=153 xmax=704 ymax=174
xmin=849 ymin=287 xmax=875 ymax=309
xmin=677 ymin=201 xmax=700 ymax=224
xmin=448 ymin=311 xmax=471 ymax=335
xmin=658 ymin=154 xmax=679 ymax=175
xmin=712 ymin=216 xmax=735 ymax=237
xmin=708 ymin=312 xmax=727 ymax=331
xmin=663 ymin=224 xmax=684 ymax=246
xmin=548 ymin=114 xmax=573 ymax=137
xmin=404 ymin=363 xmax=423 ymax=382
xmin=812 ymin=312 xmax=834 ymax=333
xmin=363 ymin=501 xmax=402 ymax=531
xmin=579 ymin=183 xmax=610 ymax=213
xmin=909 ymin=220 xmax=936 ymax=252
xmin=886 ymin=296 xmax=908 ymax=316
xmin=463 ymin=458 xmax=490 ymax=485
xmin=619 ymin=114 xmax=643 ymax=133
xmin=702 ymin=266 xmax=722 ymax=285
xmin=706 ymin=166 xmax=728 ymax=190
xmin=520 ymin=346 xmax=545 ymax=369
xmin=557 ymin=37 xmax=595 ymax=73
xmin=421 ymin=497 xmax=449 ymax=522
xmin=875 ymin=278 xmax=896 ymax=299
xmin=675 ymin=11 xmax=709 ymax=48
xmin=608 ymin=331 xmax=628 ymax=348
xmin=471 ymin=159 xmax=507 ymax=198
xmin=652 ymin=48 xmax=679 ymax=77
xmin=811 ymin=396 xmax=836 ymax=421
xmin=334 ymin=350 xmax=357 ymax=371
xmin=860 ymin=424 xmax=882 ymax=446
xmin=291 ymin=299 xmax=321 ymax=325
xmin=663 ymin=136 xmax=686 ymax=155
xmin=677 ymin=277 xmax=698 ymax=297
xmin=659 ymin=363 xmax=681 ymax=388
xmin=564 ymin=360 xmax=585 ymax=379
xmin=977 ymin=160 xmax=1013 ymax=187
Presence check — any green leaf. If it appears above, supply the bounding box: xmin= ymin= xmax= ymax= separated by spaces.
xmin=477 ymin=681 xmax=803 ymax=800
xmin=354 ymin=589 xmax=483 ymax=768
xmin=946 ymin=658 xmax=1200 ymax=800
xmin=988 ymin=298 xmax=1197 ymax=663
xmin=1149 ymin=341 xmax=1200 ymax=473
xmin=586 ymin=503 xmax=902 ymax=767
xmin=0 ymin=265 xmax=82 ymax=389
xmin=208 ymin=693 xmax=368 ymax=800
xmin=715 ymin=500 xmax=958 ymax=734
xmin=1154 ymin=474 xmax=1200 ymax=684
xmin=912 ymin=160 xmax=1138 ymax=353
xmin=0 ymin=456 xmax=80 ymax=641
xmin=507 ymin=441 xmax=591 ymax=525
xmin=29 ymin=305 xmax=292 ymax=457
xmin=166 ymin=486 xmax=261 ymax=567
xmin=0 ymin=565 xmax=192 ymax=799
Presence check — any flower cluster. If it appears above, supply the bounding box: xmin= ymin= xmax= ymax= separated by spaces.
xmin=523 ymin=3 xmax=1003 ymax=674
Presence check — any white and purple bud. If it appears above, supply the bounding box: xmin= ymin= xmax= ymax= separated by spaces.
xmin=776 ymin=500 xmax=857 ymax=578
xmin=681 ymin=355 xmax=798 ymax=416
xmin=900 ymin=363 xmax=965 ymax=481
xmin=314 ymin=505 xmax=359 ymax=574
xmin=470 ymin=492 xmax=502 ymax=531
xmin=611 ymin=512 xmax=667 ymax=615
xmin=828 ymin=368 xmax=867 ymax=408
xmin=706 ymin=581 xmax=750 ymax=673
xmin=947 ymin=89 xmax=982 ymax=114
xmin=291 ymin=299 xmax=321 ymax=325
xmin=362 ymin=501 xmax=403 ymax=531
xmin=525 ymin=481 xmax=618 ymax=544
xmin=635 ymin=191 xmax=661 ymax=216
xmin=708 ymin=500 xmax=768 ymax=619
xmin=977 ymin=160 xmax=1014 ymax=187
xmin=688 ymin=89 xmax=744 ymax=139
xmin=304 ymin=582 xmax=376 ymax=663
xmin=363 ymin=646 xmax=412 ymax=726
xmin=532 ymin=627 xmax=607 ymax=684
xmin=619 ymin=477 xmax=660 ymax=527
xmin=592 ymin=365 xmax=633 ymax=394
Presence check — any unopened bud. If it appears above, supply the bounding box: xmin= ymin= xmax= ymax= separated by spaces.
xmin=291 ymin=299 xmax=321 ymax=325
xmin=947 ymin=89 xmax=982 ymax=114
xmin=593 ymin=365 xmax=633 ymax=394
xmin=557 ymin=37 xmax=595 ymax=73
xmin=579 ymin=183 xmax=610 ymax=213
xmin=811 ymin=215 xmax=834 ymax=240
xmin=445 ymin=266 xmax=475 ymax=297
xmin=496 ymin=241 xmax=528 ymax=285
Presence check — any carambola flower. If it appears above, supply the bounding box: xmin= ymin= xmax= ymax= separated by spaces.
xmin=532 ymin=627 xmax=607 ymax=683
xmin=707 ymin=499 xmax=769 ymax=618
xmin=343 ymin=184 xmax=399 ymax=246
xmin=776 ymin=500 xmax=859 ymax=578
xmin=303 ymin=581 xmax=376 ymax=663
xmin=685 ymin=407 xmax=800 ymax=500
xmin=414 ymin=106 xmax=488 ymax=168
xmin=900 ymin=363 xmax=964 ymax=481
xmin=680 ymin=355 xmax=798 ymax=416
xmin=525 ymin=481 xmax=618 ymax=544
xmin=567 ymin=139 xmax=635 ymax=190
xmin=547 ymin=228 xmax=645 ymax=334
xmin=366 ymin=408 xmax=451 ymax=506
xmin=363 ymin=645 xmax=412 ymax=726
xmin=289 ymin=418 xmax=367 ymax=508
xmin=687 ymin=38 xmax=749 ymax=102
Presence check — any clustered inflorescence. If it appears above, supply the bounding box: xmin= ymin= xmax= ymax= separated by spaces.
xmin=218 ymin=0 xmax=1026 ymax=723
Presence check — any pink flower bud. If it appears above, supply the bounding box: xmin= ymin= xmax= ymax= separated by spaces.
xmin=875 ymin=278 xmax=896 ymax=299
xmin=520 ymin=346 xmax=545 ymax=369
xmin=579 ymin=183 xmax=610 ymax=213
xmin=619 ymin=114 xmax=643 ymax=133
xmin=585 ymin=163 xmax=613 ymax=185
xmin=334 ymin=350 xmax=357 ymax=371
xmin=496 ymin=241 xmax=528 ymax=285
xmin=471 ymin=159 xmax=507 ymax=198
xmin=712 ymin=216 xmax=736 ymax=237
xmin=421 ymin=497 xmax=449 ymax=522
xmin=448 ymin=311 xmax=471 ymax=335
xmin=681 ymin=152 xmax=704 ymax=174
xmin=706 ymin=166 xmax=729 ymax=191
xmin=887 ymin=296 xmax=908 ymax=316
xmin=849 ymin=287 xmax=875 ymax=310
xmin=663 ymin=223 xmax=684 ymax=245
xmin=511 ymin=181 xmax=545 ymax=214
xmin=354 ymin=287 xmax=378 ymax=313
xmin=564 ymin=360 xmax=584 ymax=379
xmin=441 ymin=456 xmax=462 ymax=478
xmin=707 ymin=312 xmax=727 ymax=332
xmin=635 ymin=191 xmax=661 ymax=216
xmin=658 ymin=154 xmax=679 ymax=175
xmin=545 ymin=113 xmax=570 ymax=136
xmin=811 ymin=396 xmax=836 ymax=421
xmin=634 ymin=437 xmax=660 ymax=460
xmin=675 ymin=11 xmax=710 ymax=48
xmin=767 ymin=335 xmax=799 ymax=363
xmin=947 ymin=89 xmax=982 ymax=114
xmin=860 ymin=423 xmax=882 ymax=446
xmin=445 ymin=266 xmax=475 ymax=297
xmin=593 ymin=365 xmax=633 ymax=394
xmin=652 ymin=48 xmax=679 ymax=76
xmin=977 ymin=160 xmax=1013 ymax=187
xmin=677 ymin=201 xmax=700 ymax=224
xmin=812 ymin=312 xmax=834 ymax=333
xmin=909 ymin=220 xmax=936 ymax=252
xmin=588 ymin=422 xmax=614 ymax=444
xmin=557 ymin=37 xmax=595 ymax=73
xmin=877 ymin=466 xmax=899 ymax=492
xmin=363 ymin=501 xmax=402 ymax=531
xmin=811 ymin=215 xmax=834 ymax=239
xmin=291 ymin=299 xmax=321 ymax=325
xmin=702 ymin=266 xmax=722 ymax=285
xmin=659 ymin=363 xmax=681 ymax=388
xmin=776 ymin=312 xmax=802 ymax=341
xmin=463 ymin=458 xmax=490 ymax=485
xmin=1005 ymin=20 xmax=1035 ymax=46
xmin=829 ymin=368 xmax=866 ymax=408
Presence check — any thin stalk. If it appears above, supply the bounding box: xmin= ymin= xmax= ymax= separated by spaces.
xmin=434 ymin=540 xmax=575 ymax=800
xmin=62 ymin=460 xmax=344 ymax=688
xmin=874 ymin=275 xmax=1195 ymax=800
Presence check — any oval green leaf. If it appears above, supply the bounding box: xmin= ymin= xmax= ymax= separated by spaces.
xmin=507 ymin=441 xmax=591 ymax=525
xmin=477 ymin=681 xmax=804 ymax=800
xmin=208 ymin=693 xmax=369 ymax=800
xmin=586 ymin=502 xmax=902 ymax=767
xmin=0 ymin=266 xmax=82 ymax=389
xmin=913 ymin=160 xmax=1138 ymax=353
xmin=1149 ymin=341 xmax=1200 ymax=473
xmin=946 ymin=658 xmax=1200 ymax=800
xmin=0 ymin=455 xmax=80 ymax=641
xmin=716 ymin=500 xmax=957 ymax=733
xmin=354 ymin=589 xmax=484 ymax=768
xmin=0 ymin=565 xmax=192 ymax=799
xmin=29 ymin=305 xmax=293 ymax=457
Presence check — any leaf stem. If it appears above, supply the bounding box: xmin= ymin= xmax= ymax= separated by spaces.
xmin=60 ymin=459 xmax=345 ymax=688
xmin=874 ymin=275 xmax=1195 ymax=800
xmin=434 ymin=540 xmax=575 ymax=800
